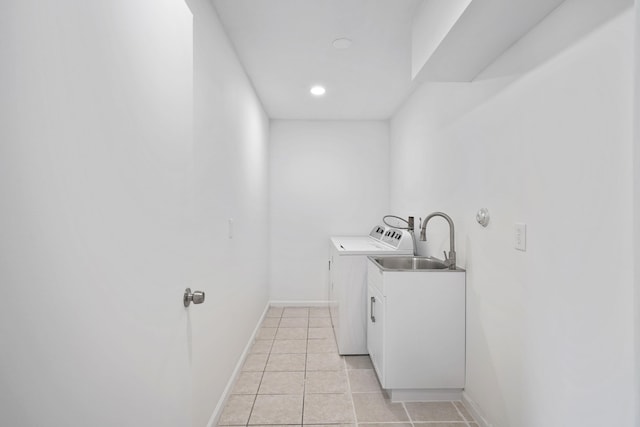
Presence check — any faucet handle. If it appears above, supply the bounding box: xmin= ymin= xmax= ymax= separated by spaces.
xmin=443 ymin=251 xmax=449 ymax=261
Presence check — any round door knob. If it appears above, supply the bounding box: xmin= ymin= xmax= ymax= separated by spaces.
xmin=192 ymin=291 xmax=205 ymax=304
xmin=184 ymin=288 xmax=206 ymax=307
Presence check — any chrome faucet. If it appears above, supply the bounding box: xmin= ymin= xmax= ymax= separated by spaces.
xmin=407 ymin=216 xmax=417 ymax=256
xmin=382 ymin=214 xmax=418 ymax=256
xmin=419 ymin=212 xmax=456 ymax=270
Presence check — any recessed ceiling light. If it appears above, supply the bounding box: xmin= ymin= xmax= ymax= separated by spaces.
xmin=310 ymin=85 xmax=326 ymax=96
xmin=332 ymin=38 xmax=352 ymax=49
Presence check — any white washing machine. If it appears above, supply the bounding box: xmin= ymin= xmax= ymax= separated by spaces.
xmin=328 ymin=226 xmax=413 ymax=355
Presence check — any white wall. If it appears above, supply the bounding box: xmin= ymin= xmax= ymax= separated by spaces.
xmin=634 ymin=1 xmax=640 ymax=424
xmin=391 ymin=2 xmax=635 ymax=427
xmin=269 ymin=121 xmax=389 ymax=301
xmin=0 ymin=1 xmax=269 ymax=426
xmin=190 ymin=1 xmax=270 ymax=425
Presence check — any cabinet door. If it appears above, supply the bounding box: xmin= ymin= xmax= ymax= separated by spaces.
xmin=384 ymin=273 xmax=466 ymax=389
xmin=366 ymin=285 xmax=385 ymax=386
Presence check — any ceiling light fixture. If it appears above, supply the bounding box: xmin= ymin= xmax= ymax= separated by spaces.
xmin=332 ymin=38 xmax=352 ymax=49
xmin=310 ymin=85 xmax=326 ymax=96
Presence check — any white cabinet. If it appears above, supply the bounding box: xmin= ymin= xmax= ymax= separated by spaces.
xmin=366 ymin=284 xmax=385 ymax=377
xmin=366 ymin=259 xmax=466 ymax=401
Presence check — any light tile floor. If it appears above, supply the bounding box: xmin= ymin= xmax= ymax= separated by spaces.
xmin=218 ymin=306 xmax=478 ymax=427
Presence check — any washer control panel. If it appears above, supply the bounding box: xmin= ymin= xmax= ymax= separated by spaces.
xmin=365 ymin=225 xmax=413 ymax=251
xmin=369 ymin=225 xmax=386 ymax=240
xmin=380 ymin=228 xmax=412 ymax=250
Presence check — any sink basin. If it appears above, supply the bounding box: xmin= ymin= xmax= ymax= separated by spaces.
xmin=370 ymin=256 xmax=450 ymax=271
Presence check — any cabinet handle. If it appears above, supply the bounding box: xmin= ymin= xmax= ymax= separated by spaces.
xmin=370 ymin=296 xmax=376 ymax=323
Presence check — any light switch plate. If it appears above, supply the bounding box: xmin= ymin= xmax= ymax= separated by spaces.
xmin=515 ymin=223 xmax=526 ymax=251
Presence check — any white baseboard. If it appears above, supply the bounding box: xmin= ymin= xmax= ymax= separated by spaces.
xmin=269 ymin=300 xmax=330 ymax=307
xmin=388 ymin=388 xmax=463 ymax=402
xmin=462 ymin=391 xmax=491 ymax=427
xmin=206 ymin=302 xmax=270 ymax=427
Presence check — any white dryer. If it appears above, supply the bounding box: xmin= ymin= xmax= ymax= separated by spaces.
xmin=328 ymin=226 xmax=413 ymax=355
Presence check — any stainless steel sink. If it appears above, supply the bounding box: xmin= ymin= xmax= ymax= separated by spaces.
xmin=370 ymin=256 xmax=451 ymax=271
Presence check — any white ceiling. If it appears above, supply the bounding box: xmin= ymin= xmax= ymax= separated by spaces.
xmin=212 ymin=0 xmax=423 ymax=120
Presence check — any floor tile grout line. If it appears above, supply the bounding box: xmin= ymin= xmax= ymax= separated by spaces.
xmin=244 ymin=366 xmax=263 ymax=426
xmin=244 ymin=312 xmax=280 ymax=427
xmin=301 ymin=312 xmax=310 ymax=425
xmin=356 ymin=423 xmax=431 ymax=425
xmin=250 ymin=306 xmax=306 ymax=426
xmin=343 ymin=352 xmax=359 ymax=425
xmin=401 ymin=401 xmax=414 ymax=427
xmin=452 ymin=401 xmax=471 ymax=427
